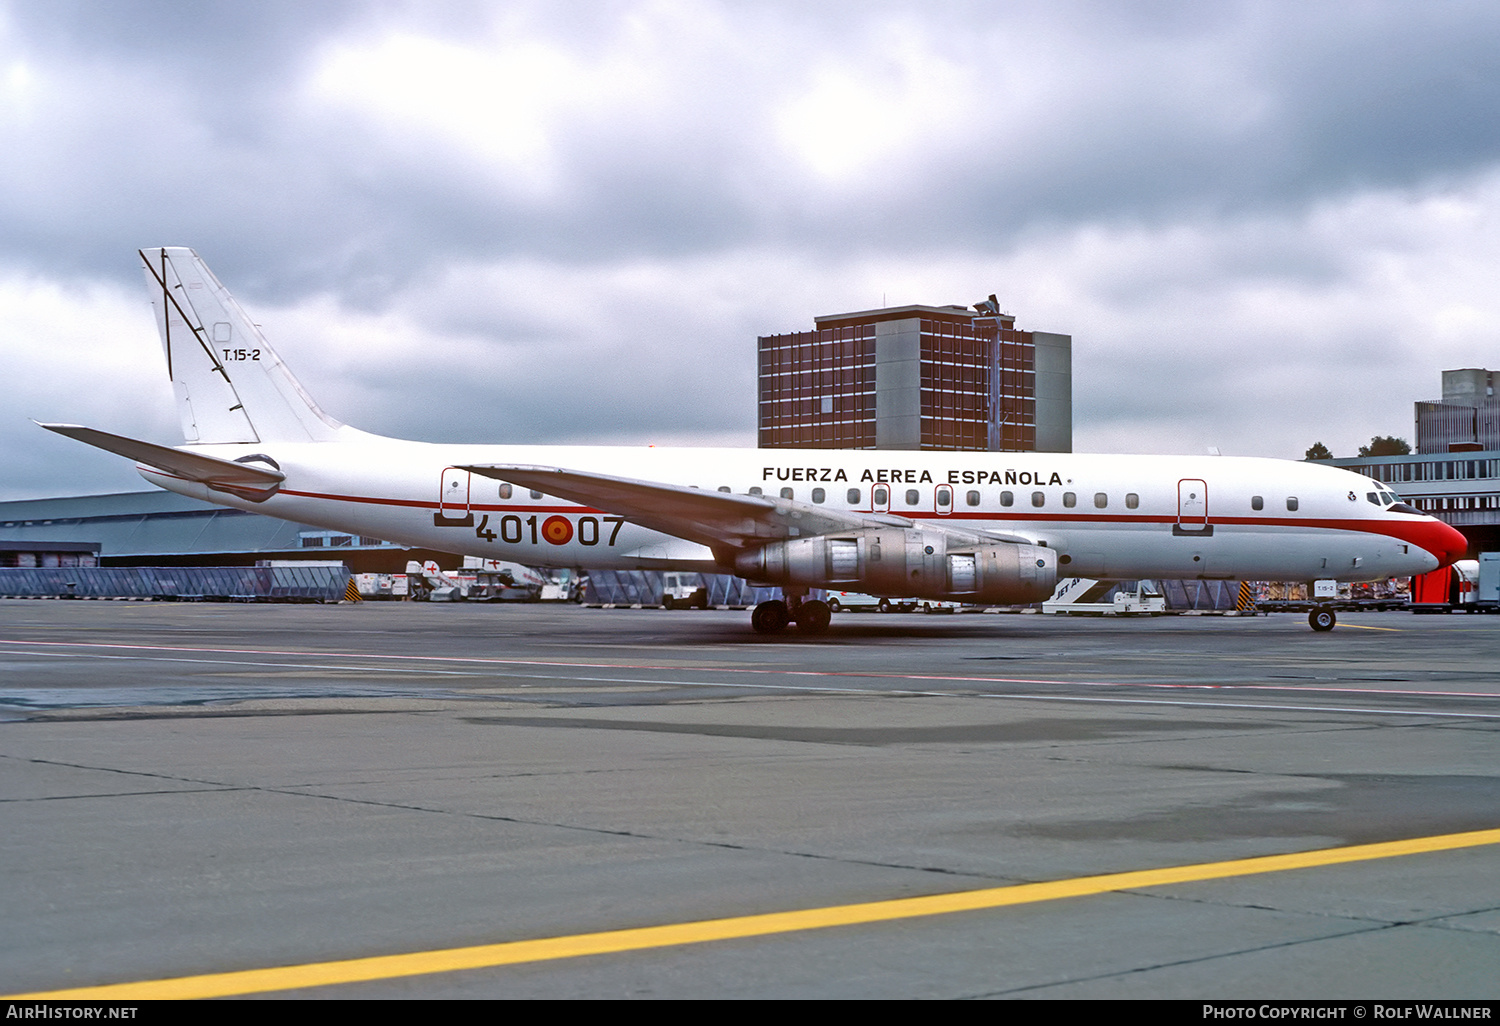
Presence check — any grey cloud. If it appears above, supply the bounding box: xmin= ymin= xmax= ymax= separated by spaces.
xmin=5 ymin=1 xmax=1500 ymax=497
xmin=8 ymin=1 xmax=1500 ymax=301
xmin=5 ymin=0 xmax=367 ymax=83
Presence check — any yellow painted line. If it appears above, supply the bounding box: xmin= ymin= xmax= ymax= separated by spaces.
xmin=1340 ymin=623 xmax=1402 ymax=632
xmin=14 ymin=827 xmax=1500 ymax=1000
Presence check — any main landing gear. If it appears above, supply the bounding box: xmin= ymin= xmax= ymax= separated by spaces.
xmin=751 ymin=591 xmax=831 ymax=635
xmin=1309 ymin=607 xmax=1337 ymax=632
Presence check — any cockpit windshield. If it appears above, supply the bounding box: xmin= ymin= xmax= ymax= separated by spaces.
xmin=1366 ymin=489 xmax=1403 ymax=507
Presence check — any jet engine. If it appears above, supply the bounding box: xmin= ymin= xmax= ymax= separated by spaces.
xmin=732 ymin=528 xmax=1057 ymax=605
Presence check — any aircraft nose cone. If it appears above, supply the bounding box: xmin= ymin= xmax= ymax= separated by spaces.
xmin=1421 ymin=518 xmax=1469 ymax=567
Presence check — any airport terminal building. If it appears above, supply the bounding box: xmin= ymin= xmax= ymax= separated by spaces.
xmin=1328 ymin=367 xmax=1500 ymax=554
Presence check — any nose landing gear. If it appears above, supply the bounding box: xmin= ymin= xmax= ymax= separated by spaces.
xmin=1309 ymin=608 xmax=1337 ymax=632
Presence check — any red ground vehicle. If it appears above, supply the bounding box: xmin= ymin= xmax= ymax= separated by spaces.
xmin=1410 ymin=560 xmax=1484 ymax=612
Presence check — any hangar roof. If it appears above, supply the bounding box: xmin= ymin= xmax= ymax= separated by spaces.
xmin=0 ymin=491 xmax=311 ymax=557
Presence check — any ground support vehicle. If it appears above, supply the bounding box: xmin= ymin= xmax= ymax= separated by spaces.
xmin=1410 ymin=556 xmax=1499 ymax=613
xmin=659 ymin=572 xmax=710 ymax=609
xmin=1043 ymin=578 xmax=1166 ymax=616
xmin=826 ymin=591 xmax=917 ymax=613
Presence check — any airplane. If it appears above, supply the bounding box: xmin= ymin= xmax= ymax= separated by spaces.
xmin=37 ymin=247 xmax=1468 ymax=634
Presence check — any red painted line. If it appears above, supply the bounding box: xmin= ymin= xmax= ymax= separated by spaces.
xmin=280 ymin=488 xmax=603 ymax=516
xmin=2 ymin=638 xmax=1497 ymax=703
xmin=139 ymin=467 xmax=1465 ymax=563
xmin=138 ymin=469 xmax=1376 ymax=534
xmin=271 ymin=487 xmax=1440 ymax=544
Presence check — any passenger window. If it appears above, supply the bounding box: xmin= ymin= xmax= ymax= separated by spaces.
xmin=847 ymin=488 xmax=861 ymax=504
xmin=966 ymin=490 xmax=981 ymax=507
xmin=936 ymin=486 xmax=952 ymax=506
xmin=811 ymin=487 xmax=825 ymax=504
xmin=499 ymin=483 xmax=512 ymax=499
xmin=1125 ymin=493 xmax=1139 ymax=509
xmin=873 ymin=486 xmax=888 ymax=505
xmin=905 ymin=489 xmax=919 ymax=506
xmin=780 ymin=487 xmax=793 ymax=500
xmin=1031 ymin=491 xmax=1045 ymax=507
xmin=1286 ymin=496 xmax=1299 ymax=511
xmin=1251 ymin=495 xmax=1263 ymax=511
xmin=718 ymin=485 xmax=731 ymax=493
xmin=529 ymin=489 xmax=542 ymax=500
xmin=749 ymin=486 xmax=762 ymax=496
xmin=1063 ymin=492 xmax=1076 ymax=508
xmin=1000 ymin=491 xmax=1014 ymax=507
xmin=1094 ymin=492 xmax=1107 ymax=508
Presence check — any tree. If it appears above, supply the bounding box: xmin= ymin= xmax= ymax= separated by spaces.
xmin=1304 ymin=441 xmax=1333 ymax=460
xmin=1358 ymin=436 xmax=1411 ymax=457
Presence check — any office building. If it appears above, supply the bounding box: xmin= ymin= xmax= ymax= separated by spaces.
xmin=1415 ymin=368 xmax=1499 ymax=453
xmin=757 ymin=300 xmax=1071 ymax=452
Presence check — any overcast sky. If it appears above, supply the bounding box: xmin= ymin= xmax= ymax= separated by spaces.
xmin=4 ymin=0 xmax=1500 ymax=500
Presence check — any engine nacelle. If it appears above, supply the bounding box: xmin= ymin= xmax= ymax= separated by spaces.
xmin=733 ymin=528 xmax=1057 ymax=605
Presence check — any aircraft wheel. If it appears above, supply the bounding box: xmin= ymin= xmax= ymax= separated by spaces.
xmin=828 ymin=598 xmax=841 ymax=613
xmin=796 ymin=599 xmax=832 ymax=635
xmin=751 ymin=600 xmax=790 ymax=634
xmin=1309 ymin=608 xmax=1337 ymax=632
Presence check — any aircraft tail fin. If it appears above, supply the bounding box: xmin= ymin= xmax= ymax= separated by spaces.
xmin=140 ymin=247 xmax=345 ymax=444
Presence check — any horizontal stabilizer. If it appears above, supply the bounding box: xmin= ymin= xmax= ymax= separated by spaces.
xmin=37 ymin=423 xmax=284 ymax=501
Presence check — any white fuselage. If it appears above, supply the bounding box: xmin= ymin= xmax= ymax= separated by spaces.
xmin=139 ymin=439 xmax=1460 ymax=585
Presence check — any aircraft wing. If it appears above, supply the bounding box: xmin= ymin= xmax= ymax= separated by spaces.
xmin=463 ymin=463 xmax=937 ymax=555
xmin=38 ymin=423 xmax=284 ymax=501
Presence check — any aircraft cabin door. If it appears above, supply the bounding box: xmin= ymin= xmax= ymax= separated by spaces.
xmin=436 ymin=467 xmax=475 ymax=527
xmin=1177 ymin=478 xmax=1208 ymax=531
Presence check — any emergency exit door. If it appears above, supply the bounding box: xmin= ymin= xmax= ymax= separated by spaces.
xmin=435 ymin=467 xmax=474 ymax=527
xmin=1177 ymin=478 xmax=1208 ymax=531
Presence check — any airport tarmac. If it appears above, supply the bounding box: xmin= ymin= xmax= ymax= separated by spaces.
xmin=1 ymin=599 xmax=1498 ymax=1000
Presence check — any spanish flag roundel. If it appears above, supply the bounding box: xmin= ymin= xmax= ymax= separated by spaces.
xmin=541 ymin=515 xmax=574 ymax=545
